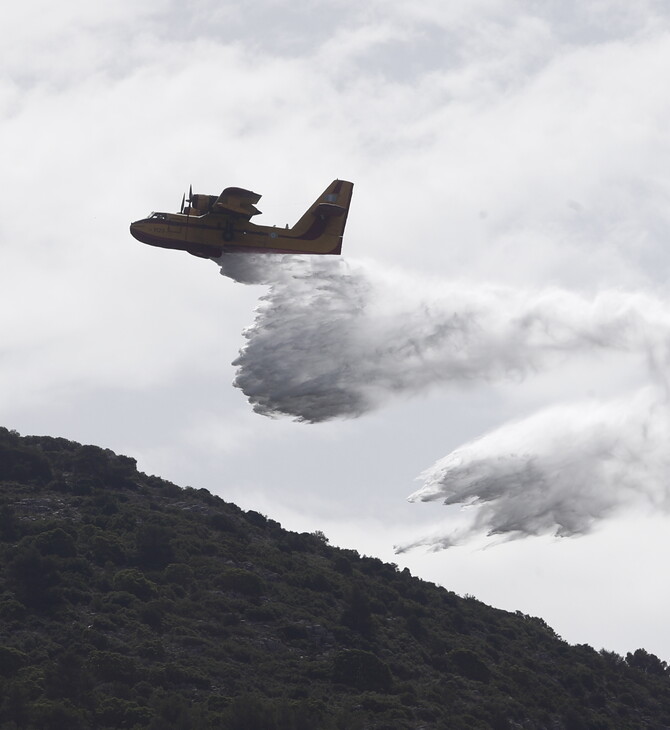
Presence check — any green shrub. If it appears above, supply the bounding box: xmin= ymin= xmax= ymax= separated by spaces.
xmin=340 ymin=586 xmax=373 ymax=636
xmin=135 ymin=524 xmax=175 ymax=569
xmin=219 ymin=569 xmax=265 ymax=597
xmin=0 ymin=442 xmax=52 ymax=484
xmin=163 ymin=563 xmax=195 ymax=587
xmin=30 ymin=699 xmax=86 ymax=730
xmin=0 ymin=646 xmax=27 ymax=676
xmin=0 ymin=597 xmax=26 ymax=620
xmin=89 ymin=650 xmax=137 ymax=683
xmin=7 ymin=544 xmax=63 ymax=610
xmin=450 ymin=649 xmax=492 ymax=683
xmin=95 ymin=697 xmax=153 ymax=728
xmin=34 ymin=528 xmax=77 ymax=557
xmin=332 ymin=649 xmax=393 ymax=692
xmin=112 ymin=568 xmax=157 ymax=600
xmin=625 ymin=648 xmax=668 ymax=676
xmin=90 ymin=533 xmax=127 ymax=565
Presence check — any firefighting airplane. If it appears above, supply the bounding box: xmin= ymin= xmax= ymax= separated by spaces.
xmin=130 ymin=179 xmax=353 ymax=258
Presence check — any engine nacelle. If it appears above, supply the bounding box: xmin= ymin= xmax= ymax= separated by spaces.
xmin=189 ymin=194 xmax=218 ymax=214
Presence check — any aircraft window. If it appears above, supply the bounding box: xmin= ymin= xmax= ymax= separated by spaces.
xmin=150 ymin=213 xmax=167 ymax=220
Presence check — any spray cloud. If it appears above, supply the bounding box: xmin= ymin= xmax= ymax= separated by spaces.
xmin=219 ymin=253 xmax=670 ymax=547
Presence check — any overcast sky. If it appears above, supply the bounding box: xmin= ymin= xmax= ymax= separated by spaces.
xmin=4 ymin=0 xmax=670 ymax=659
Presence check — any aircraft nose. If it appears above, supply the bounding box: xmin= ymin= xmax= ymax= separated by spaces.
xmin=129 ymin=221 xmax=145 ymax=243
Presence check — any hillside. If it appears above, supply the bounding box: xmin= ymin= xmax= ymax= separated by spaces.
xmin=1 ymin=426 xmax=669 ymax=729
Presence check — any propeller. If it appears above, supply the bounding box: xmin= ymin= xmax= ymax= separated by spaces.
xmin=184 ymin=184 xmax=193 ymax=243
xmin=180 ymin=185 xmax=194 ymax=213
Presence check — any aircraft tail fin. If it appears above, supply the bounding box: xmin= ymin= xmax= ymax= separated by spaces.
xmin=289 ymin=180 xmax=354 ymax=254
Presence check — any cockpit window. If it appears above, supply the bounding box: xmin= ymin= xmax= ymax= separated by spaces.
xmin=150 ymin=213 xmax=167 ymax=220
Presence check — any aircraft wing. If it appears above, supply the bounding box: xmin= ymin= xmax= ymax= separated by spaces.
xmin=211 ymin=187 xmax=262 ymax=219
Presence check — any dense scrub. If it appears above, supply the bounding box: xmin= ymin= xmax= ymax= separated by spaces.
xmin=1 ymin=426 xmax=669 ymax=729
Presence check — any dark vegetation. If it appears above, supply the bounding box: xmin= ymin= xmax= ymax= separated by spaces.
xmin=1 ymin=426 xmax=670 ymax=729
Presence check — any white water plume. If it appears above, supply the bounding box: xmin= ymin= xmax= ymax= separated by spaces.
xmin=218 ymin=253 xmax=670 ymax=547
xmin=397 ymin=388 xmax=670 ymax=550
xmin=223 ymin=255 xmax=670 ymax=421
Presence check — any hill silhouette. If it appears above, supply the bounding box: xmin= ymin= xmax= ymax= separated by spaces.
xmin=0 ymin=425 xmax=669 ymax=729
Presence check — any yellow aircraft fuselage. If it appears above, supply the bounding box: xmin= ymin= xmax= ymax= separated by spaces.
xmin=130 ymin=179 xmax=353 ymax=259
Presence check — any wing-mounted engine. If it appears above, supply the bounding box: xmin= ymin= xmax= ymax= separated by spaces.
xmin=180 ymin=185 xmax=218 ymax=216
xmin=188 ymin=194 xmax=218 ymax=215
xmin=212 ymin=187 xmax=262 ymax=219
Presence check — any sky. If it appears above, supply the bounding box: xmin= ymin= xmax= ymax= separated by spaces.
xmin=4 ymin=0 xmax=670 ymax=659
